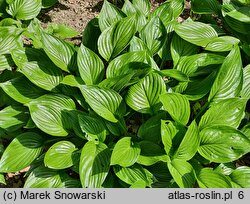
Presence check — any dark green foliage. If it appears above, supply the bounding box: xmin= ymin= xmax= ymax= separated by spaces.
xmin=0 ymin=0 xmax=250 ymax=188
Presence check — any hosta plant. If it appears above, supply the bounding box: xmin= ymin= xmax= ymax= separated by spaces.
xmin=0 ymin=0 xmax=250 ymax=188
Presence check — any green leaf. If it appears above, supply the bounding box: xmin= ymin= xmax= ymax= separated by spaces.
xmin=230 ymin=166 xmax=250 ymax=187
xmin=47 ymin=23 xmax=79 ymax=38
xmin=0 ymin=27 xmax=22 ymax=55
xmin=222 ymin=6 xmax=250 ymax=34
xmin=197 ymin=168 xmax=232 ymax=188
xmin=42 ymin=0 xmax=58 ymax=8
xmin=138 ymin=112 xmax=166 ymax=143
xmin=44 ymin=141 xmax=77 ymax=170
xmin=161 ymin=120 xmax=177 ymax=155
xmin=106 ymin=51 xmax=158 ymax=78
xmin=99 ymin=73 xmax=134 ymax=92
xmin=78 ymin=114 xmax=106 ymax=143
xmin=209 ymin=46 xmax=243 ymax=103
xmin=241 ymin=64 xmax=250 ymax=99
xmin=19 ymin=61 xmax=63 ymax=91
xmin=132 ymin=0 xmax=150 ymax=16
xmin=113 ymin=164 xmax=153 ymax=186
xmin=137 ymin=141 xmax=167 ymax=166
xmin=174 ymin=121 xmax=200 ymax=161
xmin=170 ymin=34 xmax=198 ymax=67
xmin=0 ymin=173 xmax=6 ymax=185
xmin=241 ymin=123 xmax=250 ymax=140
xmin=24 ymin=166 xmax=64 ymax=188
xmin=167 ymin=159 xmax=195 ymax=188
xmin=77 ymin=44 xmax=104 ymax=85
xmin=126 ymin=73 xmax=166 ymax=114
xmin=80 ymin=85 xmax=125 ymax=123
xmin=122 ymin=0 xmax=147 ymax=32
xmin=174 ymin=21 xmax=218 ymax=46
xmin=0 ymin=105 xmax=29 ymax=132
xmin=111 ymin=137 xmax=140 ymax=167
xmin=191 ymin=0 xmax=221 ymax=14
xmin=129 ymin=36 xmax=151 ymax=53
xmin=160 ymin=92 xmax=190 ymax=125
xmin=82 ymin=18 xmax=101 ymax=53
xmin=60 ymin=75 xmax=84 ymax=88
xmin=0 ymin=54 xmax=14 ymax=72
xmin=159 ymin=69 xmax=188 ymax=82
xmin=205 ymin=36 xmax=240 ymax=52
xmin=98 ymin=16 xmax=136 ymax=61
xmin=140 ymin=16 xmax=166 ymax=55
xmin=0 ymin=132 xmax=43 ymax=173
xmin=7 ymin=0 xmax=42 ymax=20
xmin=183 ymin=71 xmax=217 ymax=101
xmin=0 ymin=76 xmax=46 ymax=104
xmin=130 ymin=180 xmax=147 ymax=188
xmin=79 ymin=141 xmax=111 ymax=188
xmin=98 ymin=0 xmax=125 ymax=32
xmin=176 ymin=53 xmax=225 ymax=77
xmin=27 ymin=94 xmax=76 ymax=136
xmin=41 ymin=32 xmax=77 ymax=72
xmin=11 ymin=47 xmax=51 ymax=67
xmin=150 ymin=0 xmax=184 ymax=26
xmin=199 ymin=98 xmax=247 ymax=130
xmin=198 ymin=126 xmax=250 ymax=163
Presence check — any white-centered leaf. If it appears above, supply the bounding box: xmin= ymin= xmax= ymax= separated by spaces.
xmin=198 ymin=126 xmax=250 ymax=163
xmin=44 ymin=141 xmax=77 ymax=170
xmin=111 ymin=137 xmax=140 ymax=167
xmin=79 ymin=141 xmax=111 ymax=188
xmin=80 ymin=85 xmax=125 ymax=123
xmin=0 ymin=132 xmax=44 ymax=173
xmin=27 ymin=94 xmax=76 ymax=136
xmin=160 ymin=92 xmax=190 ymax=125
xmin=126 ymin=73 xmax=166 ymax=114
xmin=77 ymin=44 xmax=104 ymax=85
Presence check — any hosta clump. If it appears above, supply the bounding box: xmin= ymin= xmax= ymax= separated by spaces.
xmin=0 ymin=0 xmax=250 ymax=188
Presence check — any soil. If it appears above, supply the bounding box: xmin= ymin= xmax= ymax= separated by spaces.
xmin=38 ymin=0 xmax=103 ymax=33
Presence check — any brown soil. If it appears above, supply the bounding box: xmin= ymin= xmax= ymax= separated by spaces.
xmin=38 ymin=0 xmax=103 ymax=33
